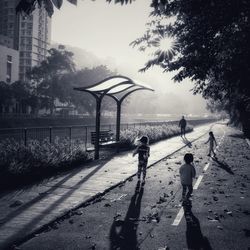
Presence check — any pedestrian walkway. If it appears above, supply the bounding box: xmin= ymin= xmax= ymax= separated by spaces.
xmin=0 ymin=122 xmax=216 ymax=249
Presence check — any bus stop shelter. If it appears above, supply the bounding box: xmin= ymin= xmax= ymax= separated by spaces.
xmin=74 ymin=75 xmax=154 ymax=159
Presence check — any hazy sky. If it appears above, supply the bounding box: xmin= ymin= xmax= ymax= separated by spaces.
xmin=52 ymin=0 xmax=208 ymax=113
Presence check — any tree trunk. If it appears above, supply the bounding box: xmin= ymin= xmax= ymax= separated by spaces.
xmin=49 ymin=98 xmax=54 ymax=115
xmin=240 ymin=108 xmax=250 ymax=138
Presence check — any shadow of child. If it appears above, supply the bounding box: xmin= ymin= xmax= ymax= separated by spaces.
xmin=183 ymin=200 xmax=212 ymax=250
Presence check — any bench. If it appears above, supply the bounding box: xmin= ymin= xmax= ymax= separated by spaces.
xmin=90 ymin=130 xmax=116 ymax=146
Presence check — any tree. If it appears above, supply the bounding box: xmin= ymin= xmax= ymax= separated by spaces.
xmin=10 ymin=81 xmax=40 ymax=114
xmin=16 ymin=0 xmax=136 ymax=16
xmin=0 ymin=82 xmax=12 ymax=113
xmin=28 ymin=48 xmax=75 ymax=114
xmin=130 ymin=0 xmax=250 ymax=136
xmin=28 ymin=46 xmax=119 ymax=116
xmin=65 ymin=65 xmax=117 ymax=115
xmin=16 ymin=0 xmax=77 ymax=17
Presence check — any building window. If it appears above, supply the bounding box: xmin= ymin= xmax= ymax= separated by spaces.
xmin=27 ymin=38 xmax=32 ymax=45
xmin=7 ymin=55 xmax=12 ymax=63
xmin=20 ymin=66 xmax=24 ymax=73
xmin=8 ymin=15 xmax=14 ymax=21
xmin=20 ymin=37 xmax=25 ymax=45
xmin=6 ymin=55 xmax=12 ymax=83
xmin=19 ymin=73 xmax=24 ymax=81
xmin=7 ymin=29 xmax=13 ymax=36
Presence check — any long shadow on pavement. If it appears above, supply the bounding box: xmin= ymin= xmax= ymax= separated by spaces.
xmin=0 ymin=160 xmax=109 ymax=249
xmin=109 ymin=181 xmax=144 ymax=250
xmin=181 ymin=136 xmax=192 ymax=148
xmin=183 ymin=200 xmax=212 ymax=250
xmin=211 ymin=157 xmax=234 ymax=175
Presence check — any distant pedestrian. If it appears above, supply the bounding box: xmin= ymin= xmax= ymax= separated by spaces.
xmin=179 ymin=116 xmax=187 ymax=137
xmin=205 ymin=131 xmax=217 ymax=157
xmin=133 ymin=136 xmax=150 ymax=185
xmin=179 ymin=153 xmax=196 ymax=201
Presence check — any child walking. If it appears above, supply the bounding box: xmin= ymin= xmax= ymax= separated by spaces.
xmin=205 ymin=131 xmax=217 ymax=157
xmin=179 ymin=153 xmax=196 ymax=201
xmin=133 ymin=136 xmax=150 ymax=184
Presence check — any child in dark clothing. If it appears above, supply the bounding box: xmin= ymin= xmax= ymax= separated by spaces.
xmin=205 ymin=131 xmax=217 ymax=157
xmin=179 ymin=153 xmax=196 ymax=201
xmin=133 ymin=136 xmax=150 ymax=184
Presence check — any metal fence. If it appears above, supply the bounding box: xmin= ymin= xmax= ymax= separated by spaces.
xmin=0 ymin=119 xmax=217 ymax=150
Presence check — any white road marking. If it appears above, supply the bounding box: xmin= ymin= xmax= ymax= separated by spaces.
xmin=172 ymin=175 xmax=203 ymax=226
xmin=172 ymin=207 xmax=184 ymax=226
xmin=193 ymin=175 xmax=203 ymax=190
xmin=203 ymin=163 xmax=210 ymax=172
xmin=246 ymin=138 xmax=250 ymax=147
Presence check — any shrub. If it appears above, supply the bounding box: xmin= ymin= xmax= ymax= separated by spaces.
xmin=119 ymin=123 xmax=193 ymax=148
xmin=0 ymin=137 xmax=90 ymax=186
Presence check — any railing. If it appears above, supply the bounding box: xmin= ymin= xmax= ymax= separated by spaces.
xmin=0 ymin=119 xmax=217 ymax=150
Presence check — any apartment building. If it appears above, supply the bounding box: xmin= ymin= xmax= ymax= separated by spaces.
xmin=0 ymin=34 xmax=19 ymax=83
xmin=0 ymin=0 xmax=51 ymax=82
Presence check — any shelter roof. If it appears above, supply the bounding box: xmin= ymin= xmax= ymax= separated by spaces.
xmin=74 ymin=75 xmax=154 ymax=98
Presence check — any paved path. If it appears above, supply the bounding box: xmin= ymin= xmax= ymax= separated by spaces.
xmin=0 ymin=123 xmax=216 ymax=249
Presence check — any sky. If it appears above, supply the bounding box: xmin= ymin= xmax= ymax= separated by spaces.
xmin=51 ymin=0 xmax=209 ymax=115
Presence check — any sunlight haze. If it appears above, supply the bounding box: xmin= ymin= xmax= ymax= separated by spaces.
xmin=52 ymin=0 xmax=208 ymax=115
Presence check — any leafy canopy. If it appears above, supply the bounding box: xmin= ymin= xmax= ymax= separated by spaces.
xmin=28 ymin=48 xmax=76 ymax=113
xmin=130 ymin=0 xmax=250 ymax=134
xmin=16 ymin=0 xmax=77 ymax=17
xmin=16 ymin=0 xmax=135 ymax=17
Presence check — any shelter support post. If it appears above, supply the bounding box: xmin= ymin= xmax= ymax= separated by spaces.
xmin=116 ymin=102 xmax=121 ymax=142
xmin=74 ymin=75 xmax=154 ymax=160
xmin=94 ymin=98 xmax=101 ymax=160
